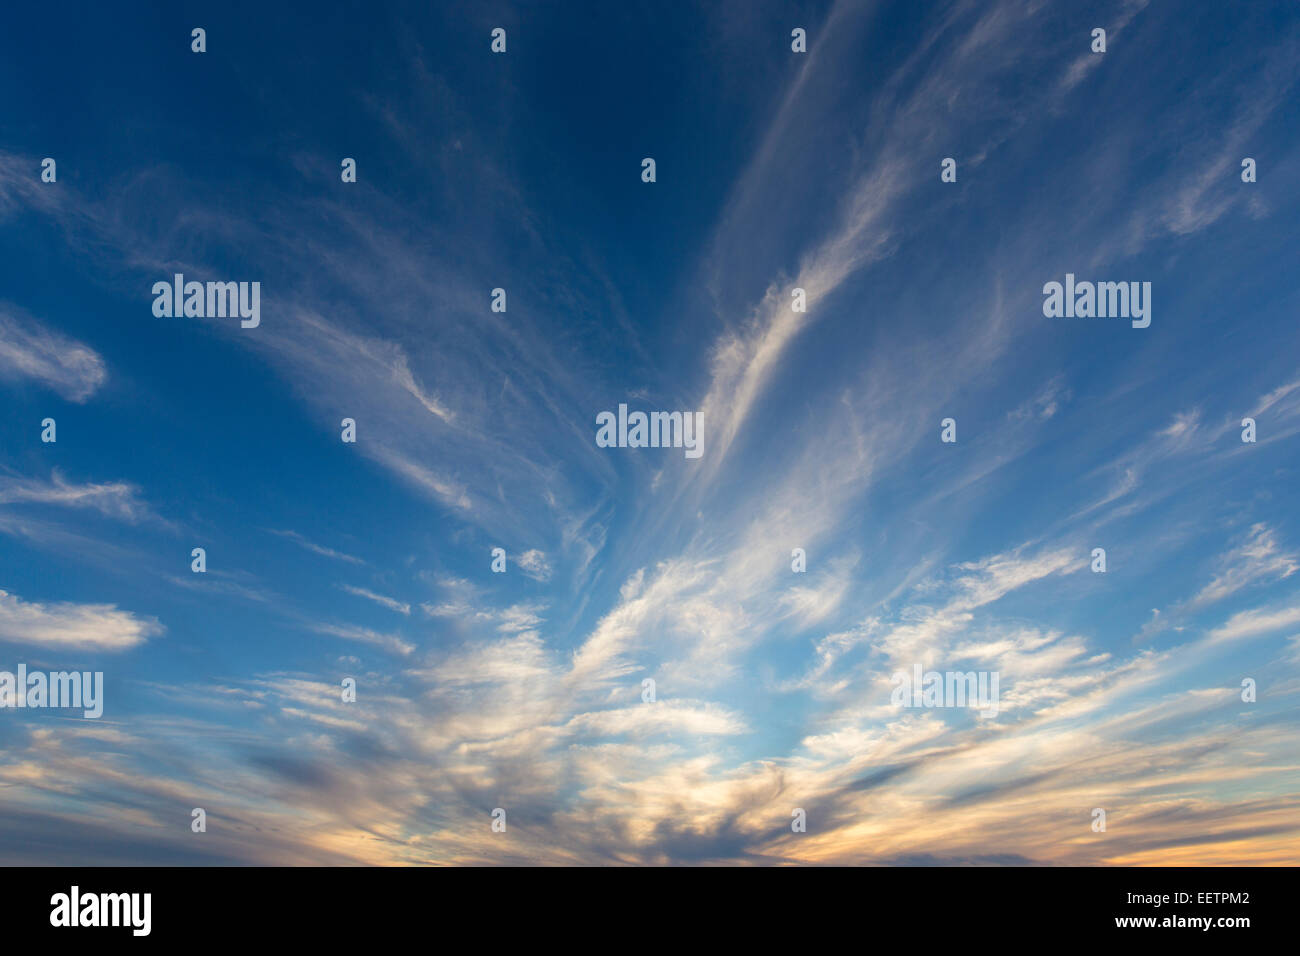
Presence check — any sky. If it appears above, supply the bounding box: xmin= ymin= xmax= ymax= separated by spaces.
xmin=0 ymin=0 xmax=1298 ymax=865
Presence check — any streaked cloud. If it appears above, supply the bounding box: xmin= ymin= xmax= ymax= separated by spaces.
xmin=0 ymin=588 xmax=161 ymax=651
xmin=0 ymin=470 xmax=150 ymax=522
xmin=268 ymin=529 xmax=365 ymax=566
xmin=339 ymin=584 xmax=411 ymax=616
xmin=0 ymin=304 xmax=106 ymax=402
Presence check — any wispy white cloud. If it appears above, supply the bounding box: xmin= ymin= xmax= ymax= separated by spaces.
xmin=0 ymin=470 xmax=151 ymax=522
xmin=268 ymin=529 xmax=365 ymax=566
xmin=309 ymin=623 xmax=414 ymax=657
xmin=517 ymin=549 xmax=552 ymax=582
xmin=0 ymin=588 xmax=161 ymax=651
xmin=1188 ymin=524 xmax=1298 ymax=610
xmin=338 ymin=584 xmax=411 ymax=616
xmin=1206 ymin=604 xmax=1300 ymax=645
xmin=0 ymin=304 xmax=106 ymax=402
xmin=369 ymin=446 xmax=473 ymax=513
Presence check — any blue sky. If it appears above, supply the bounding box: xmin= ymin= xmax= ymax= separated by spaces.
xmin=1 ymin=0 xmax=1299 ymax=864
